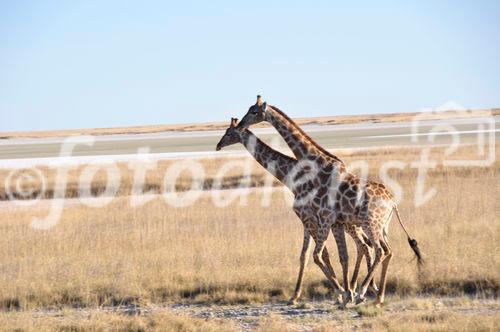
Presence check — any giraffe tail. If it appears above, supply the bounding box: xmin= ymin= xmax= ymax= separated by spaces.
xmin=393 ymin=205 xmax=423 ymax=266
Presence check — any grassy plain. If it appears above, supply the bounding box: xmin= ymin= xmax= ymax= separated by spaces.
xmin=0 ymin=144 xmax=498 ymax=330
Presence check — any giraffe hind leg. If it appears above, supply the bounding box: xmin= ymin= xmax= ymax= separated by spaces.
xmin=375 ymin=237 xmax=393 ymax=306
xmin=346 ymin=226 xmax=365 ymax=292
xmin=363 ymin=238 xmax=379 ymax=294
xmin=355 ymin=233 xmax=385 ymax=304
xmin=346 ymin=226 xmax=378 ymax=296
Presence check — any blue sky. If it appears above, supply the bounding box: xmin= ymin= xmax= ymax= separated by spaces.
xmin=1 ymin=1 xmax=499 ymax=132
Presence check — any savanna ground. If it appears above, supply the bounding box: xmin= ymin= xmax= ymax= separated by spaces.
xmin=0 ymin=144 xmax=499 ymax=331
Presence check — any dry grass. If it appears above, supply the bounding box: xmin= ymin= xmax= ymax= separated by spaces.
xmin=321 ymin=311 xmax=499 ymax=332
xmin=0 ymin=298 xmax=497 ymax=331
xmin=0 ymin=310 xmax=238 ymax=332
xmin=355 ymin=302 xmax=500 ymax=332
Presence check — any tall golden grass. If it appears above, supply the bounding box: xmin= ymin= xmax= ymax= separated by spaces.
xmin=0 ymin=144 xmax=498 ymax=312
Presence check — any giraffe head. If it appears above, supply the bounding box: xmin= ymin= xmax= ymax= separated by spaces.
xmin=215 ymin=118 xmax=242 ymax=151
xmin=238 ymin=95 xmax=268 ymax=129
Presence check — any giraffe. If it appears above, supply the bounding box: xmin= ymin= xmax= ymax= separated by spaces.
xmin=215 ymin=118 xmax=377 ymax=305
xmin=237 ymin=96 xmax=422 ymax=306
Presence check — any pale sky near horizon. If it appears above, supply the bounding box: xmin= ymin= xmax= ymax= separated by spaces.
xmin=1 ymin=1 xmax=499 ymax=132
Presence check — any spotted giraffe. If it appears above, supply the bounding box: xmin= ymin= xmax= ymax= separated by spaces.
xmin=237 ymin=96 xmax=422 ymax=306
xmin=216 ymin=118 xmax=376 ymax=304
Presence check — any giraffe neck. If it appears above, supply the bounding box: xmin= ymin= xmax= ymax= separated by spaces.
xmin=266 ymin=106 xmax=344 ymax=165
xmin=240 ymin=130 xmax=297 ymax=187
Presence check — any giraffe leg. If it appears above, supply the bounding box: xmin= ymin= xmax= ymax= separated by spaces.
xmin=346 ymin=227 xmax=378 ymax=295
xmin=375 ymin=237 xmax=393 ymax=306
xmin=321 ymin=246 xmax=343 ymax=304
xmin=355 ymin=233 xmax=385 ymax=304
xmin=311 ymin=237 xmax=345 ymax=296
xmin=346 ymin=226 xmax=366 ymax=292
xmin=360 ymin=233 xmax=379 ymax=294
xmin=350 ymin=246 xmax=362 ymax=293
xmin=365 ymin=242 xmax=379 ymax=294
xmin=288 ymin=228 xmax=311 ymax=305
xmin=332 ymin=223 xmax=353 ymax=307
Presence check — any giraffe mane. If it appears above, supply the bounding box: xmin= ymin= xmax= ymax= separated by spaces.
xmin=268 ymin=105 xmax=344 ymax=164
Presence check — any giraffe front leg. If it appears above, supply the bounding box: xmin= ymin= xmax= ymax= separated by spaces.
xmin=311 ymin=237 xmax=345 ymax=297
xmin=321 ymin=246 xmax=344 ymax=304
xmin=332 ymin=223 xmax=353 ymax=307
xmin=288 ymin=228 xmax=311 ymax=305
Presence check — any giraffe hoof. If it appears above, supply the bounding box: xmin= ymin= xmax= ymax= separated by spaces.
xmin=334 ymin=293 xmax=343 ymax=305
xmin=287 ymin=298 xmax=299 ymax=305
xmin=344 ymin=290 xmax=355 ymax=304
xmin=369 ymin=285 xmax=379 ymax=295
xmin=355 ymin=295 xmax=366 ymax=305
xmin=374 ymin=298 xmax=384 ymax=307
